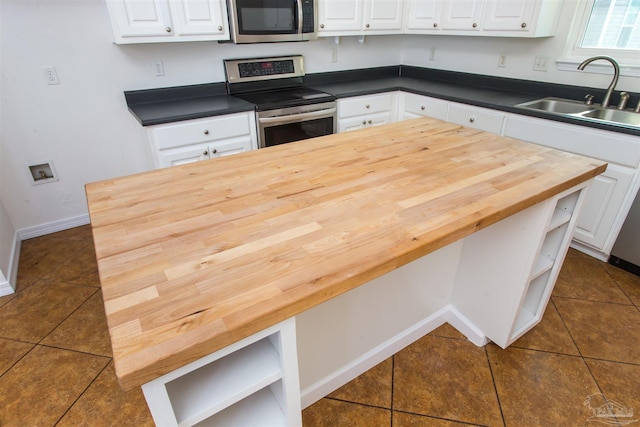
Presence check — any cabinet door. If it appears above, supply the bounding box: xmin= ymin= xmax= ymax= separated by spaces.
xmin=482 ymin=0 xmax=535 ymax=31
xmin=403 ymin=0 xmax=442 ymax=32
xmin=440 ymin=0 xmax=484 ymax=30
xmin=170 ymin=0 xmax=228 ymax=36
xmin=105 ymin=0 xmax=173 ymax=38
xmin=573 ymin=164 xmax=635 ymax=251
xmin=209 ymin=138 xmax=253 ymax=158
xmin=318 ymin=0 xmax=365 ymax=32
xmin=365 ymin=0 xmax=404 ymax=31
xmin=157 ymin=144 xmax=210 ymax=168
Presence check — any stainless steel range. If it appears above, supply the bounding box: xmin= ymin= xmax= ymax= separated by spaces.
xmin=224 ymin=55 xmax=336 ymax=148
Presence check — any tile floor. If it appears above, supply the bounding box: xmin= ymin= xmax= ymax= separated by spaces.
xmin=0 ymin=225 xmax=639 ymax=426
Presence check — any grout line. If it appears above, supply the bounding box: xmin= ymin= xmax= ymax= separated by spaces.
xmin=484 ymin=346 xmax=507 ymax=427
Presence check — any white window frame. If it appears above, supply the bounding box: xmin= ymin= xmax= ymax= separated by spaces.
xmin=558 ymin=0 xmax=640 ymax=77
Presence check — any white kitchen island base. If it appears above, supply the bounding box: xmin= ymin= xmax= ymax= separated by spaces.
xmin=140 ymin=182 xmax=588 ymax=426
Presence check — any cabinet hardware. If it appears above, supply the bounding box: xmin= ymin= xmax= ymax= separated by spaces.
xmin=362 ymin=120 xmax=367 ymax=125
xmin=421 ymin=106 xmax=426 ymax=110
xmin=365 ymin=23 xmax=370 ymax=28
xmin=521 ymin=22 xmax=527 ymax=28
xmin=203 ymin=150 xmax=208 ymax=156
xmin=204 ymin=130 xmax=209 ymax=135
xmin=320 ymin=24 xmax=325 ymax=29
xmin=212 ymin=149 xmax=218 ymax=154
xmin=367 ymin=120 xmax=372 ymax=124
xmin=433 ymin=23 xmax=438 ymax=28
xmin=165 ymin=26 xmax=172 ymax=33
xmin=469 ymin=117 xmax=475 ymax=123
xmin=472 ymin=23 xmax=477 ymax=28
xmin=218 ymin=25 xmax=223 ymax=31
xmin=365 ymin=104 xmax=370 ymax=109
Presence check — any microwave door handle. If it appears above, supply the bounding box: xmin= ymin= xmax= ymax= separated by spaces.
xmin=259 ymin=108 xmax=336 ymax=125
xmin=296 ymin=0 xmax=303 ymax=35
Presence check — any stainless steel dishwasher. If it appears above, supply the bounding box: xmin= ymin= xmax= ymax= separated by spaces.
xmin=609 ymin=191 xmax=640 ymax=276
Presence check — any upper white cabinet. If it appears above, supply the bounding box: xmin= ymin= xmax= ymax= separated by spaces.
xmin=403 ymin=0 xmax=561 ymax=37
xmin=105 ymin=0 xmax=229 ymax=43
xmin=318 ymin=0 xmax=404 ymax=36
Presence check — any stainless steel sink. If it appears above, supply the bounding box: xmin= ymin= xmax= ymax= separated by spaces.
xmin=515 ymin=97 xmax=640 ymax=129
xmin=517 ymin=97 xmax=590 ymax=115
xmin=580 ymin=108 xmax=640 ymax=127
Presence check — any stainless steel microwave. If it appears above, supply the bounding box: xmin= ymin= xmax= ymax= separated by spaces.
xmin=227 ymin=0 xmax=317 ymax=43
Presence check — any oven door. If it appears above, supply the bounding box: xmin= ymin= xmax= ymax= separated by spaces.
xmin=229 ymin=0 xmax=317 ymax=43
xmin=258 ymin=102 xmax=336 ymax=148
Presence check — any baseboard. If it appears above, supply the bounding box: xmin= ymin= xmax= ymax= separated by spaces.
xmin=0 ymin=229 xmax=21 ymax=297
xmin=569 ymin=240 xmax=608 ymax=262
xmin=443 ymin=305 xmax=490 ymax=347
xmin=0 ymin=275 xmax=14 ymax=297
xmin=17 ymin=214 xmax=90 ymax=241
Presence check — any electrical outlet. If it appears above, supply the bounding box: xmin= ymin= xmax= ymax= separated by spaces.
xmin=153 ymin=60 xmax=165 ymax=77
xmin=429 ymin=47 xmax=437 ymax=61
xmin=43 ymin=66 xmax=60 ymax=85
xmin=331 ymin=48 xmax=338 ymax=63
xmin=498 ymin=53 xmax=507 ymax=68
xmin=533 ymin=56 xmax=549 ymax=72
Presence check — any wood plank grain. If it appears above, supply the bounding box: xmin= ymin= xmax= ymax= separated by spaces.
xmin=86 ymin=117 xmax=607 ymax=390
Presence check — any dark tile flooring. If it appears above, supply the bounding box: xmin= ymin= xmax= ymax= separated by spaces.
xmin=0 ymin=225 xmax=639 ymax=426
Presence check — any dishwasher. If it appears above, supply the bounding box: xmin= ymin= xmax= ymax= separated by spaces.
xmin=609 ymin=191 xmax=640 ymax=276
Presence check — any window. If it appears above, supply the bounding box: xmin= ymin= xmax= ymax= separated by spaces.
xmin=560 ymin=0 xmax=640 ymax=75
xmin=581 ymin=0 xmax=640 ymax=50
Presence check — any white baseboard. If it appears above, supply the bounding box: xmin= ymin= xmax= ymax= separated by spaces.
xmin=0 ymin=276 xmax=14 ymax=297
xmin=569 ymin=240 xmax=609 ymax=262
xmin=299 ymin=305 xmax=488 ymax=409
xmin=17 ymin=214 xmax=90 ymax=241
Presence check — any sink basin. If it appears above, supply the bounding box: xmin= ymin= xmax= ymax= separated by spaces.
xmin=580 ymin=108 xmax=640 ymax=127
xmin=515 ymin=97 xmax=640 ymax=129
xmin=517 ymin=97 xmax=591 ymax=115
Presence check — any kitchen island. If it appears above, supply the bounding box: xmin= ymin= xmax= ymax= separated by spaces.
xmin=86 ymin=117 xmax=606 ymax=426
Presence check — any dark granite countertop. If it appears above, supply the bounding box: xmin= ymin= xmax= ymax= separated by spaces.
xmin=124 ymin=66 xmax=640 ymax=136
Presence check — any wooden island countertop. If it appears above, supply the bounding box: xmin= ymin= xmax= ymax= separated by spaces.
xmin=86 ymin=117 xmax=606 ymax=391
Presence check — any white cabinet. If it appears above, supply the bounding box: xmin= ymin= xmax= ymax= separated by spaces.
xmin=105 ymin=0 xmax=229 ymax=44
xmin=147 ymin=112 xmax=258 ymax=169
xmin=338 ymin=92 xmax=397 ymax=132
xmin=399 ymin=92 xmax=449 ymax=120
xmin=318 ymin=0 xmax=403 ymax=36
xmin=403 ymin=0 xmax=561 ymax=37
xmin=453 ymin=184 xmax=588 ymax=348
xmin=440 ymin=0 xmax=484 ymax=31
xmin=504 ymin=114 xmax=640 ymax=258
xmin=142 ymin=319 xmax=301 ymax=427
xmin=446 ymin=103 xmax=505 ymax=134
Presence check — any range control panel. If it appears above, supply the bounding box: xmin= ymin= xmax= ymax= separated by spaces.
xmin=225 ymin=55 xmax=304 ymax=83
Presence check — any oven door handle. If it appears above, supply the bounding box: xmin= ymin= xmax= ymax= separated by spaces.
xmin=259 ymin=107 xmax=336 ymax=125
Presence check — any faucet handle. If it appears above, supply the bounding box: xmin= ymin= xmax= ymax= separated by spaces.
xmin=584 ymin=94 xmax=594 ymax=105
xmin=617 ymin=92 xmax=630 ymax=110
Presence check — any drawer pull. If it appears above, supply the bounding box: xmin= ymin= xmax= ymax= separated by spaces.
xmin=367 ymin=120 xmax=372 ymax=124
xmin=469 ymin=117 xmax=475 ymax=123
xmin=433 ymin=23 xmax=438 ymax=28
xmin=218 ymin=25 xmax=223 ymax=31
xmin=365 ymin=104 xmax=370 ymax=109
xmin=165 ymin=26 xmax=172 ymax=33
xmin=472 ymin=23 xmax=477 ymax=28
xmin=320 ymin=23 xmax=325 ymax=29
xmin=362 ymin=120 xmax=367 ymax=125
xmin=203 ymin=150 xmax=208 ymax=156
xmin=521 ymin=22 xmax=527 ymax=28
xmin=421 ymin=106 xmax=426 ymax=110
xmin=212 ymin=149 xmax=217 ymax=154
xmin=365 ymin=23 xmax=370 ymax=28
xmin=204 ymin=130 xmax=209 ymax=135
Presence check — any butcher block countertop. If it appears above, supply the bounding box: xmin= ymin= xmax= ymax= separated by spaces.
xmin=86 ymin=117 xmax=607 ymax=390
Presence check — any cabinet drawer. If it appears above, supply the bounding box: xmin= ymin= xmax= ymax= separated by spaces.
xmin=151 ymin=112 xmax=254 ymax=150
xmin=504 ymin=114 xmax=640 ymax=168
xmin=402 ymin=93 xmax=448 ymax=120
xmin=338 ymin=93 xmax=396 ymax=118
xmin=447 ymin=103 xmax=505 ymax=134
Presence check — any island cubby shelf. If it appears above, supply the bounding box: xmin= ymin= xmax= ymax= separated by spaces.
xmin=141 ymin=318 xmax=301 ymax=427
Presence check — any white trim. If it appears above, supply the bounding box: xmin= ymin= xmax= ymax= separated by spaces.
xmin=17 ymin=213 xmax=90 ymax=241
xmin=0 ymin=229 xmax=21 ymax=297
xmin=556 ymin=59 xmax=640 ymax=78
xmin=0 ymin=271 xmax=14 ymax=297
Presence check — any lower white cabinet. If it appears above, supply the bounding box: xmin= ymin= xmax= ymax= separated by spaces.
xmin=146 ymin=112 xmax=257 ymax=169
xmin=141 ymin=318 xmax=301 ymax=427
xmin=503 ymin=113 xmax=640 ymax=258
xmin=446 ymin=102 xmax=506 ymax=134
xmin=337 ymin=92 xmax=397 ymax=132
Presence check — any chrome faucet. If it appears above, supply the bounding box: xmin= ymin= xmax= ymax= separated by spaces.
xmin=577 ymin=55 xmax=620 ymax=108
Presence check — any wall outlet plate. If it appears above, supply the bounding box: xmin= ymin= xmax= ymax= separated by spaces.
xmin=533 ymin=56 xmax=549 ymax=72
xmin=28 ymin=161 xmax=59 ymax=185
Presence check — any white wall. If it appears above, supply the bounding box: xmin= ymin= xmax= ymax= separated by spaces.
xmin=1 ymin=0 xmax=638 ymax=241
